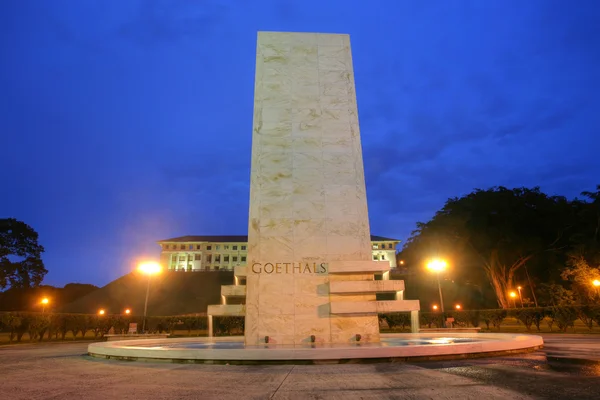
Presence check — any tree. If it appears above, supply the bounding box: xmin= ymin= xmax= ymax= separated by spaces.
xmin=560 ymin=252 xmax=600 ymax=303
xmin=401 ymin=187 xmax=573 ymax=309
xmin=0 ymin=218 xmax=47 ymax=290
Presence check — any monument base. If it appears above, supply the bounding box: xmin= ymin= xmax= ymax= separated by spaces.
xmin=88 ymin=333 xmax=544 ymax=364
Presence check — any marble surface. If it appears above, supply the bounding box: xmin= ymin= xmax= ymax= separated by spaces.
xmin=207 ymin=305 xmax=245 ymax=316
xmin=329 ymin=280 xmax=405 ymax=294
xmin=330 ymin=300 xmax=421 ymax=314
xmin=244 ymin=31 xmax=417 ymax=345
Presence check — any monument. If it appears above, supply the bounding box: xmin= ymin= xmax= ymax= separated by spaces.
xmin=242 ymin=31 xmax=420 ymax=345
xmin=88 ymin=32 xmax=544 ymax=362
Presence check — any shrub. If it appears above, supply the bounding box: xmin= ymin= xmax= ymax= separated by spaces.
xmin=479 ymin=310 xmax=507 ymax=330
xmin=548 ymin=306 xmax=578 ymax=332
xmin=509 ymin=308 xmax=546 ymax=332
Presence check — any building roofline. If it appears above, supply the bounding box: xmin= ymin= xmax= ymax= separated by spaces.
xmin=158 ymin=235 xmax=400 ymax=243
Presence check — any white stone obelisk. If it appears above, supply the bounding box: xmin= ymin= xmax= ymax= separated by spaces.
xmin=244 ymin=32 xmax=418 ymax=346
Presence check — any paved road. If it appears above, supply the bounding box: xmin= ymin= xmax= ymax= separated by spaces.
xmin=1 ymin=336 xmax=599 ymax=400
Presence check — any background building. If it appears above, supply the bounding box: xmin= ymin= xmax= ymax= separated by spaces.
xmin=158 ymin=235 xmax=400 ymax=271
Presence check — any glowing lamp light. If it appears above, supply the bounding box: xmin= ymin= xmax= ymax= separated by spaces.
xmin=593 ymin=280 xmax=600 ymax=287
xmin=455 ymin=304 xmax=461 ymax=310
xmin=432 ymin=305 xmax=438 ymax=310
xmin=125 ymin=309 xmax=131 ymax=315
xmin=509 ymin=291 xmax=517 ymax=298
xmin=98 ymin=309 xmax=105 ymax=316
xmin=138 ymin=261 xmax=162 ymax=275
xmin=517 ymin=286 xmax=522 ymax=290
xmin=41 ymin=298 xmax=49 ymax=305
xmin=426 ymin=259 xmax=448 ymax=272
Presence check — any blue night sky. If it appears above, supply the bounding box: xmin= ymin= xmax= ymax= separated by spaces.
xmin=1 ymin=1 xmax=599 ymax=287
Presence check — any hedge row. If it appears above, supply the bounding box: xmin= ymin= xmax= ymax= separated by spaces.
xmin=0 ymin=312 xmax=243 ymax=343
xmin=3 ymin=306 xmax=600 ymax=343
xmin=379 ymin=306 xmax=600 ymax=332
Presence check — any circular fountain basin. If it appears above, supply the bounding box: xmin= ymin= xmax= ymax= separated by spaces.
xmin=88 ymin=333 xmax=543 ymax=364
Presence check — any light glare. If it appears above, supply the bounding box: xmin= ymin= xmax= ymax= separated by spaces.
xmin=426 ymin=259 xmax=447 ymax=272
xmin=138 ymin=261 xmax=162 ymax=275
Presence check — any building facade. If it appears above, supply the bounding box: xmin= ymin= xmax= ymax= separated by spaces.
xmin=158 ymin=235 xmax=400 ymax=271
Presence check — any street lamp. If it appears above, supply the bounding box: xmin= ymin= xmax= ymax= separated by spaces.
xmin=98 ymin=309 xmax=105 ymax=316
xmin=138 ymin=261 xmax=162 ymax=334
xmin=509 ymin=291 xmax=517 ymax=308
xmin=455 ymin=304 xmax=461 ymax=310
xmin=432 ymin=305 xmax=439 ymax=311
xmin=124 ymin=309 xmax=131 ymax=315
xmin=41 ymin=298 xmax=49 ymax=313
xmin=426 ymin=259 xmax=447 ymax=313
xmin=517 ymin=286 xmax=524 ymax=308
xmin=593 ymin=280 xmax=600 ymax=299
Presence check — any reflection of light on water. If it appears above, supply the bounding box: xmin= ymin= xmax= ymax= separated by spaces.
xmin=427 ymin=338 xmax=452 ymax=345
xmin=130 ymin=337 xmax=483 ymax=350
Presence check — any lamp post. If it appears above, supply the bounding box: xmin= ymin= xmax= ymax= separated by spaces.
xmin=517 ymin=286 xmax=524 ymax=307
xmin=41 ymin=298 xmax=49 ymax=313
xmin=426 ymin=259 xmax=447 ymax=313
xmin=509 ymin=291 xmax=517 ymax=308
xmin=593 ymin=280 xmax=600 ymax=299
xmin=138 ymin=261 xmax=162 ymax=334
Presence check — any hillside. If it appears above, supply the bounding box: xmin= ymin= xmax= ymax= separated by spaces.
xmin=61 ymin=270 xmax=234 ymax=316
xmin=0 ymin=283 xmax=98 ymax=312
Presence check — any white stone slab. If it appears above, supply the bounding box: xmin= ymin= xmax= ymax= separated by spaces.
xmin=330 ymin=300 xmax=420 ymax=314
xmin=328 ymin=260 xmax=391 ymax=274
xmin=234 ymin=266 xmax=247 ymax=277
xmin=221 ymin=285 xmax=247 ymax=297
xmin=329 ymin=280 xmax=405 ymax=294
xmin=207 ymin=304 xmax=246 ymax=316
